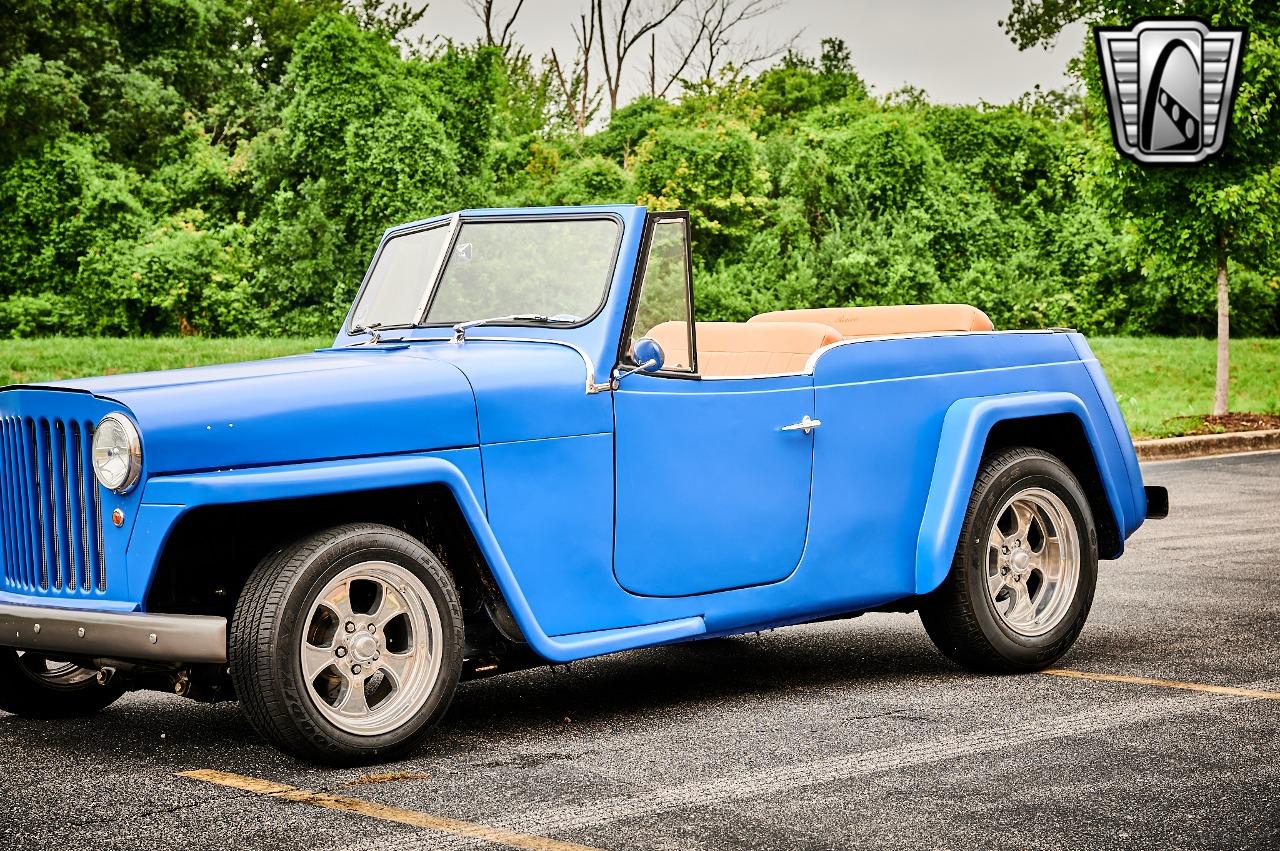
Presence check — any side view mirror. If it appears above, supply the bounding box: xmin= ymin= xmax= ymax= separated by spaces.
xmin=632 ymin=338 xmax=665 ymax=372
xmin=613 ymin=338 xmax=665 ymax=388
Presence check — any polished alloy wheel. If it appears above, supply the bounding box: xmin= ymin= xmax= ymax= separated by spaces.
xmin=985 ymin=487 xmax=1080 ymax=637
xmin=15 ymin=651 xmax=98 ymax=689
xmin=300 ymin=561 xmax=443 ymax=736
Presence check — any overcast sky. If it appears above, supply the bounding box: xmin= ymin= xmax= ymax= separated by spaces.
xmin=406 ymin=0 xmax=1087 ymax=105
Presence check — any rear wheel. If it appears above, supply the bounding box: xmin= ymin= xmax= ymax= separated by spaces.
xmin=230 ymin=523 xmax=463 ymax=764
xmin=0 ymin=649 xmax=124 ymax=718
xmin=919 ymin=447 xmax=1098 ymax=673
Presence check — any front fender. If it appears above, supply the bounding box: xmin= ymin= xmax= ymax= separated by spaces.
xmin=134 ymin=453 xmax=703 ymax=663
xmin=914 ymin=391 xmax=1133 ymax=595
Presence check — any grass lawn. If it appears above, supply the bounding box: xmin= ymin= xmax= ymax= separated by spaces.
xmin=0 ymin=336 xmax=1276 ymax=439
xmin=1090 ymin=337 xmax=1280 ymax=438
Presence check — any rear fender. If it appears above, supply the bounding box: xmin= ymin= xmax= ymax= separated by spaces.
xmin=914 ymin=392 xmax=1130 ymax=595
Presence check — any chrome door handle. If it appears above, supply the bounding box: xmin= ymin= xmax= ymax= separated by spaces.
xmin=781 ymin=415 xmax=821 ymax=434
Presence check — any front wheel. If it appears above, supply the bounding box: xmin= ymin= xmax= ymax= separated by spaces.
xmin=230 ymin=523 xmax=464 ymax=764
xmin=919 ymin=447 xmax=1098 ymax=673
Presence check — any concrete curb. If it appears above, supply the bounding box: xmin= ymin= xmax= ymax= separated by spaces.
xmin=1134 ymin=429 xmax=1280 ymax=462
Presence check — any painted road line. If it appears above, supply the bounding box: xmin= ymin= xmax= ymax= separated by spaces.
xmin=1042 ymin=669 xmax=1280 ymax=700
xmin=178 ymin=769 xmax=600 ymax=851
xmin=407 ymin=684 xmax=1277 ymax=851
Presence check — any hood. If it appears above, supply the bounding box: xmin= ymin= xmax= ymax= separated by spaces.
xmin=38 ymin=347 xmax=479 ymax=475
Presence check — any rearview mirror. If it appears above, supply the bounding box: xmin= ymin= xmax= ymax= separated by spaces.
xmin=613 ymin=338 xmax=666 ymax=389
xmin=632 ymin=338 xmax=665 ymax=373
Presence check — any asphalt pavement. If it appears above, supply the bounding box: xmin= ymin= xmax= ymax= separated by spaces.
xmin=2 ymin=451 xmax=1278 ymax=851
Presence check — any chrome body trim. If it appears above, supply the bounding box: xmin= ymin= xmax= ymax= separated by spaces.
xmin=0 ymin=601 xmax=228 ymax=664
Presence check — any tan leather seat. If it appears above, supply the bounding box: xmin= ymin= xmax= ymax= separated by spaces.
xmin=645 ymin=321 xmax=843 ymax=377
xmin=748 ymin=304 xmax=994 ymax=338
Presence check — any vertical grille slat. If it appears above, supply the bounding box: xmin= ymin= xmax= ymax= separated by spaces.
xmin=0 ymin=419 xmax=16 ymax=588
xmin=0 ymin=414 xmax=108 ymax=597
xmin=9 ymin=418 xmax=30 ymax=590
xmin=14 ymin=418 xmax=39 ymax=590
xmin=71 ymin=421 xmax=89 ymax=590
xmin=30 ymin=418 xmax=49 ymax=590
xmin=87 ymin=421 xmax=106 ymax=592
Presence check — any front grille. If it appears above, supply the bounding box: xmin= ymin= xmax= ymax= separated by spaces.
xmin=0 ymin=416 xmax=106 ymax=594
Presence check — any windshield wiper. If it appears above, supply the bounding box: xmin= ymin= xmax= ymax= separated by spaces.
xmin=350 ymin=322 xmax=385 ymax=345
xmin=450 ymin=313 xmax=579 ymax=343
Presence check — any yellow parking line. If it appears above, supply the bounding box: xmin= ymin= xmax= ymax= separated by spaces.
xmin=179 ymin=769 xmax=600 ymax=851
xmin=1042 ymin=669 xmax=1280 ymax=700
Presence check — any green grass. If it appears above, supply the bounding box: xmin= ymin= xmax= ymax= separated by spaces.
xmin=0 ymin=336 xmax=1276 ymax=439
xmin=0 ymin=337 xmax=330 ymax=385
xmin=1091 ymin=337 xmax=1280 ymax=438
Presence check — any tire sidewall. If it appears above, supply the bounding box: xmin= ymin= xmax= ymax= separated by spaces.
xmin=264 ymin=531 xmax=462 ymax=758
xmin=962 ymin=455 xmax=1098 ymax=666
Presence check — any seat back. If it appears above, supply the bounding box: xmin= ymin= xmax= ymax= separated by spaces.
xmin=748 ymin=304 xmax=994 ymax=338
xmin=645 ymin=321 xmax=843 ymax=377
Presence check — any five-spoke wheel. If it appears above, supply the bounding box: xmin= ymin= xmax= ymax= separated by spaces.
xmin=231 ymin=524 xmax=463 ymax=764
xmin=920 ymin=447 xmax=1098 ymax=672
xmin=300 ymin=562 xmax=444 ymax=736
xmin=984 ymin=488 xmax=1080 ymax=638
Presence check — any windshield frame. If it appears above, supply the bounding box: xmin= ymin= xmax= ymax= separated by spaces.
xmin=348 ymin=210 xmax=626 ymax=337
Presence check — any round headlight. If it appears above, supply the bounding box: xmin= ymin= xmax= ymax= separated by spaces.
xmin=92 ymin=413 xmax=142 ymax=493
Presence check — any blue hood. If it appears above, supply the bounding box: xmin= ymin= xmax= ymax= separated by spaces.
xmin=40 ymin=348 xmax=479 ymax=475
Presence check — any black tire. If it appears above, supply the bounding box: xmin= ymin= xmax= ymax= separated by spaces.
xmin=0 ymin=649 xmax=125 ymax=718
xmin=230 ymin=523 xmax=464 ymax=764
xmin=919 ymin=447 xmax=1098 ymax=673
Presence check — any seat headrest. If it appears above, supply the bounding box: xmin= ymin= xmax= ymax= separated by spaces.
xmin=644 ymin=321 xmax=843 ymax=377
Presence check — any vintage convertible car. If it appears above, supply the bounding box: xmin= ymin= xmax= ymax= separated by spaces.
xmin=0 ymin=206 xmax=1167 ymax=763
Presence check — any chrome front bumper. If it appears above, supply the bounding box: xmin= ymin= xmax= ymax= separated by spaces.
xmin=0 ymin=602 xmax=227 ymax=664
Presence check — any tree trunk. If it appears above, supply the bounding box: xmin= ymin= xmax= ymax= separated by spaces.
xmin=1213 ymin=233 xmax=1230 ymax=416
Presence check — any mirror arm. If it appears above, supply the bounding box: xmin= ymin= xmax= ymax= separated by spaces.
xmin=609 ymin=358 xmax=658 ymax=390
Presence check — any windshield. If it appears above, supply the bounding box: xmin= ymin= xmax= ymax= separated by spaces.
xmin=350 ymin=217 xmax=621 ymax=330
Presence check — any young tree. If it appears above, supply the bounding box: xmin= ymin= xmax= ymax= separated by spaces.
xmin=1002 ymin=1 xmax=1280 ymax=416
xmin=549 ymin=7 xmax=602 ymax=133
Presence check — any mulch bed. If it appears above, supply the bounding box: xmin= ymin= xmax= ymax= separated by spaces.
xmin=1178 ymin=412 xmax=1280 ymax=435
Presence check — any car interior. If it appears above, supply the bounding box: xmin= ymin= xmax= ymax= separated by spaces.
xmin=644 ymin=304 xmax=995 ymax=377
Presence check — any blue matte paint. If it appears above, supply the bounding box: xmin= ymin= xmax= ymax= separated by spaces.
xmin=0 ymin=205 xmax=1153 ymax=668
xmin=614 ymin=373 xmax=815 ymax=597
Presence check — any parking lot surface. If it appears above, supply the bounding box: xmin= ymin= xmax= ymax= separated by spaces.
xmin=2 ymin=451 xmax=1278 ymax=851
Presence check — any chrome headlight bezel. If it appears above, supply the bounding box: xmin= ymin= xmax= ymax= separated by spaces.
xmin=92 ymin=413 xmax=142 ymax=494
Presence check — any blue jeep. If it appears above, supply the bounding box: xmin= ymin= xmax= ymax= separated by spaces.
xmin=0 ymin=206 xmax=1166 ymax=763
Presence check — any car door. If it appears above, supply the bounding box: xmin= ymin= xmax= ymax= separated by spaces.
xmin=613 ymin=213 xmax=816 ymax=598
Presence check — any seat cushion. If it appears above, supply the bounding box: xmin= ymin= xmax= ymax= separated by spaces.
xmin=646 ymin=321 xmax=843 ymax=377
xmin=747 ymin=304 xmax=994 ymax=338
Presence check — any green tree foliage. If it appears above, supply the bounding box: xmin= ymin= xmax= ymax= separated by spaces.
xmin=0 ymin=4 xmax=1275 ymax=346
xmin=1002 ymin=1 xmax=1280 ymax=412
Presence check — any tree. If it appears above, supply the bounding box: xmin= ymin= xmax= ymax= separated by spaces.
xmin=650 ymin=0 xmax=792 ymax=97
xmin=465 ymin=0 xmax=527 ymax=57
xmin=1001 ymin=1 xmax=1280 ymax=416
xmin=549 ymin=7 xmax=601 ymax=133
xmin=594 ymin=0 xmax=688 ymax=112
